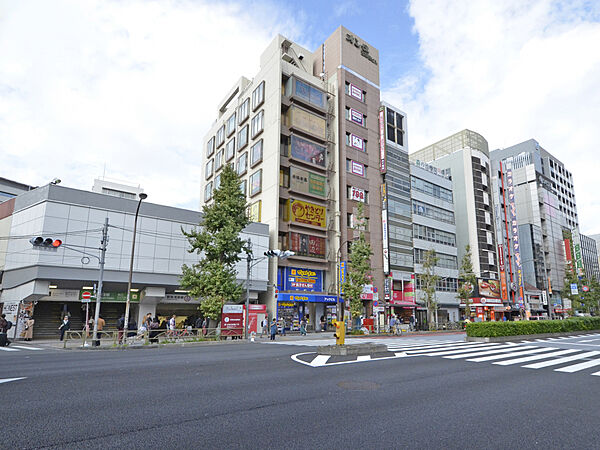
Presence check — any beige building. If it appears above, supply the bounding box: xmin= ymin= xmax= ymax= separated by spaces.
xmin=200 ymin=27 xmax=385 ymax=328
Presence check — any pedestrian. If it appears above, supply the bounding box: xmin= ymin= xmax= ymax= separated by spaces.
xmin=320 ymin=315 xmax=325 ymax=332
xmin=270 ymin=319 xmax=277 ymax=341
xmin=202 ymin=317 xmax=208 ymax=336
xmin=389 ymin=315 xmax=396 ymax=334
xmin=24 ymin=315 xmax=35 ymax=341
xmin=94 ymin=315 xmax=105 ymax=347
xmin=280 ymin=318 xmax=287 ymax=336
xmin=117 ymin=314 xmax=125 ymax=343
xmin=168 ymin=315 xmax=176 ymax=336
xmin=409 ymin=315 xmax=415 ymax=332
xmin=144 ymin=313 xmax=152 ymax=329
xmin=195 ymin=316 xmax=203 ymax=335
xmin=58 ymin=315 xmax=71 ymax=341
xmin=0 ymin=313 xmax=11 ymax=347
xmin=300 ymin=317 xmax=307 ymax=336
xmin=414 ymin=315 xmax=418 ymax=331
xmin=260 ymin=318 xmax=268 ymax=338
xmin=149 ymin=317 xmax=160 ymax=343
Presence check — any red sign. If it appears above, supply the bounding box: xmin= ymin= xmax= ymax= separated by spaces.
xmin=82 ymin=291 xmax=92 ymax=300
xmin=221 ymin=304 xmax=243 ymax=336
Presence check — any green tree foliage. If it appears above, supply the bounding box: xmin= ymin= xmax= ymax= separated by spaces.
xmin=457 ymin=245 xmax=477 ymax=319
xmin=180 ymin=164 xmax=250 ymax=320
xmin=420 ymin=249 xmax=440 ymax=330
xmin=341 ymin=202 xmax=373 ymax=325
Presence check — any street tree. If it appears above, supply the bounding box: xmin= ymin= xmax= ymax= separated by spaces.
xmin=180 ymin=164 xmax=250 ymax=325
xmin=457 ymin=245 xmax=477 ymax=320
xmin=341 ymin=202 xmax=372 ymax=329
xmin=420 ymin=249 xmax=440 ymax=330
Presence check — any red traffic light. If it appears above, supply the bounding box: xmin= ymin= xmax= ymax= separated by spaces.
xmin=30 ymin=236 xmax=62 ymax=248
xmin=52 ymin=239 xmax=62 ymax=248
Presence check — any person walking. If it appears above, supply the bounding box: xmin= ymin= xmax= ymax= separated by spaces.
xmin=300 ymin=317 xmax=307 ymax=336
xmin=58 ymin=315 xmax=71 ymax=341
xmin=195 ymin=316 xmax=203 ymax=335
xmin=389 ymin=315 xmax=396 ymax=334
xmin=202 ymin=317 xmax=208 ymax=336
xmin=409 ymin=315 xmax=415 ymax=332
xmin=280 ymin=318 xmax=287 ymax=336
xmin=117 ymin=314 xmax=125 ymax=343
xmin=260 ymin=318 xmax=268 ymax=338
xmin=0 ymin=313 xmax=11 ymax=347
xmin=93 ymin=315 xmax=105 ymax=347
xmin=24 ymin=316 xmax=35 ymax=341
xmin=269 ymin=319 xmax=277 ymax=341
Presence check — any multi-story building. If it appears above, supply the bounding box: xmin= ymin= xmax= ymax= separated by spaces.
xmin=0 ymin=184 xmax=268 ymax=339
xmin=409 ymin=130 xmax=499 ymax=281
xmin=490 ymin=139 xmax=577 ymax=315
xmin=378 ymin=102 xmax=413 ymax=323
xmin=581 ymin=234 xmax=600 ymax=282
xmin=92 ymin=177 xmax=145 ymax=200
xmin=0 ymin=177 xmax=35 ymax=203
xmin=591 ymin=234 xmax=600 ymax=280
xmin=410 ymin=161 xmax=459 ymax=325
xmin=200 ymin=27 xmax=384 ymax=328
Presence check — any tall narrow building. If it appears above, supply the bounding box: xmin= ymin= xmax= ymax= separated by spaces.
xmin=200 ymin=27 xmax=384 ymax=327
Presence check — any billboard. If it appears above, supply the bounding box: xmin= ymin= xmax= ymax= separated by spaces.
xmin=284 ymin=267 xmax=323 ymax=292
xmin=289 ymin=232 xmax=326 ymax=259
xmin=381 ymin=183 xmax=389 ymax=274
xmin=288 ymin=106 xmax=326 ymax=139
xmin=289 ymin=199 xmax=326 ymax=228
xmin=379 ymin=108 xmax=386 ymax=173
xmin=571 ymin=228 xmax=585 ymax=277
xmin=477 ymin=279 xmax=501 ymax=299
xmin=349 ymin=83 xmax=363 ymax=101
xmin=290 ymin=167 xmax=326 ymax=197
xmin=497 ymin=244 xmax=509 ymax=301
xmin=503 ymin=161 xmax=525 ymax=305
xmin=290 ymin=135 xmax=326 ymax=167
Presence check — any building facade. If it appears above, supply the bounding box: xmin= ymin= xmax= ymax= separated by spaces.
xmin=581 ymin=234 xmax=600 ymax=282
xmin=200 ymin=27 xmax=385 ymax=328
xmin=0 ymin=177 xmax=35 ymax=203
xmin=0 ymin=184 xmax=268 ymax=339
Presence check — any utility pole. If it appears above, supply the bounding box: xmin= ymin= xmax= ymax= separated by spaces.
xmin=245 ymin=238 xmax=252 ymax=340
xmin=92 ymin=217 xmax=108 ymax=344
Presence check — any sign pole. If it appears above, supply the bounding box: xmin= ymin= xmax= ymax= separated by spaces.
xmin=92 ymin=217 xmax=108 ymax=345
xmin=245 ymin=238 xmax=251 ymax=340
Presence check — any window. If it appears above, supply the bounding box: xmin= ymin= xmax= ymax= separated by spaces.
xmin=411 ymin=176 xmax=453 ymax=203
xmin=237 ymin=152 xmax=247 ymax=176
xmin=386 ymin=108 xmax=404 ymax=146
xmin=386 ymin=108 xmax=395 ymax=125
xmin=413 ymin=224 xmax=456 ymax=246
xmin=226 ymin=137 xmax=235 ymax=161
xmin=252 ymin=81 xmax=265 ymax=110
xmin=346 ymin=159 xmax=365 ymax=176
xmin=206 ymin=137 xmax=215 ymax=157
xmin=345 ymin=82 xmax=364 ymax=101
xmin=346 ymin=133 xmax=366 ymax=151
xmin=412 ymin=200 xmax=454 ymax=224
xmin=215 ymin=149 xmax=224 ymax=170
xmin=240 ymin=180 xmax=247 ymax=195
xmin=414 ymin=248 xmax=457 ymax=270
xmin=249 ymin=169 xmax=262 ymax=196
xmin=214 ymin=174 xmax=221 ymax=190
xmin=250 ymin=139 xmax=263 ymax=167
xmin=294 ymin=79 xmax=325 ymax=108
xmin=216 ymin=125 xmax=225 ymax=147
xmin=238 ymin=125 xmax=248 ymax=150
xmin=204 ymin=181 xmax=213 ymax=202
xmin=205 ymin=159 xmax=214 ymax=180
xmin=226 ymin=113 xmax=236 ymax=136
xmin=238 ymin=98 xmax=250 ymax=124
xmin=251 ymin=110 xmax=264 ymax=138
xmin=346 ymin=107 xmax=365 ymax=126
xmin=279 ymin=167 xmax=289 ymax=188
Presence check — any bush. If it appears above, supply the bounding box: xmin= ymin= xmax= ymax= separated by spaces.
xmin=466 ymin=317 xmax=600 ymax=337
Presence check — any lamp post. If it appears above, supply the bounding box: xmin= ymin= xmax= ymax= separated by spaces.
xmin=122 ymin=192 xmax=147 ymax=343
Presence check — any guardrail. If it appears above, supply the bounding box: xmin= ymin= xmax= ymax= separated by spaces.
xmin=63 ymin=327 xmax=246 ymax=349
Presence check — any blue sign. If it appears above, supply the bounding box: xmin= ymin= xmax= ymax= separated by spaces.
xmin=340 ymin=261 xmax=346 ymax=285
xmin=284 ymin=267 xmax=323 ymax=292
xmin=278 ymin=293 xmax=337 ymax=303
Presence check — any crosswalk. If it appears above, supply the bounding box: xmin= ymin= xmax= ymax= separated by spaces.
xmin=285 ymin=337 xmax=600 ymax=377
xmin=0 ymin=345 xmax=45 ymax=353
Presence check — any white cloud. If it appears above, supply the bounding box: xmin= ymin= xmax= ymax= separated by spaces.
xmin=0 ymin=0 xmax=304 ymax=210
xmin=384 ymin=0 xmax=600 ymax=234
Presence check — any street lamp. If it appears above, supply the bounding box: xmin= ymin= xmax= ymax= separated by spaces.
xmin=122 ymin=192 xmax=147 ymax=342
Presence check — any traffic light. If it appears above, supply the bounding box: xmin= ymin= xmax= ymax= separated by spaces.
xmin=264 ymin=249 xmax=295 ymax=259
xmin=30 ymin=237 xmax=62 ymax=249
xmin=264 ymin=250 xmax=280 ymax=257
xmin=333 ymin=320 xmax=345 ymax=346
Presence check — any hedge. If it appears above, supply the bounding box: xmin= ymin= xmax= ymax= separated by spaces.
xmin=466 ymin=317 xmax=600 ymax=337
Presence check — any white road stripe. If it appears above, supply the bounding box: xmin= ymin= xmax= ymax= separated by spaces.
xmin=465 ymin=347 xmax=556 ymax=362
xmin=0 ymin=347 xmax=19 ymax=352
xmin=443 ymin=344 xmax=522 ymax=359
xmin=493 ymin=349 xmax=580 ymax=366
xmin=310 ymin=355 xmax=331 ymax=367
xmin=554 ymin=358 xmax=600 ymax=373
xmin=413 ymin=344 xmax=508 ymax=356
xmin=0 ymin=377 xmax=26 ymax=384
xmin=356 ymin=355 xmax=371 ymax=361
xmin=523 ymin=351 xmax=600 ymax=369
xmin=387 ymin=342 xmax=476 ymax=352
xmin=11 ymin=345 xmax=44 ymax=351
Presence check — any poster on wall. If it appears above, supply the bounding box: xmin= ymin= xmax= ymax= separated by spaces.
xmin=349 ymin=83 xmax=363 ymax=101
xmin=289 ymin=232 xmax=326 ymax=259
xmin=349 ymin=108 xmax=364 ymax=125
xmin=289 ymin=199 xmax=326 ymax=228
xmin=284 ymin=267 xmax=323 ymax=292
xmin=290 ymin=135 xmax=326 ymax=167
xmin=289 ymin=106 xmax=326 ymax=139
xmin=290 ymin=167 xmax=326 ymax=197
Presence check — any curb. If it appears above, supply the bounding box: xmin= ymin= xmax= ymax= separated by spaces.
xmin=466 ymin=329 xmax=600 ymax=342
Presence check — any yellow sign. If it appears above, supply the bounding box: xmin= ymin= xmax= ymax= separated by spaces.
xmin=248 ymin=200 xmax=261 ymax=222
xmin=288 ymin=106 xmax=326 ymax=139
xmin=289 ymin=199 xmax=326 ymax=228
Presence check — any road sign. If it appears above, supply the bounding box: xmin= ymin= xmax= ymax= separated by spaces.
xmin=373 ymin=300 xmax=378 ymax=307
xmin=81 ymin=291 xmax=92 ymax=303
xmin=582 ymin=285 xmax=589 ymax=292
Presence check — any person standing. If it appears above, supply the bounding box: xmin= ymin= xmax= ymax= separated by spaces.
xmin=58 ymin=316 xmax=71 ymax=341
xmin=409 ymin=315 xmax=415 ymax=332
xmin=168 ymin=315 xmax=176 ymax=336
xmin=24 ymin=316 xmax=35 ymax=341
xmin=270 ymin=319 xmax=277 ymax=341
xmin=260 ymin=318 xmax=268 ymax=338
xmin=300 ymin=317 xmax=307 ymax=336
xmin=117 ymin=314 xmax=125 ymax=343
xmin=93 ymin=315 xmax=105 ymax=347
xmin=0 ymin=313 xmax=10 ymax=347
xmin=389 ymin=315 xmax=396 ymax=334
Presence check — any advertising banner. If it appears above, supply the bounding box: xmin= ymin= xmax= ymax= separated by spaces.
xmin=476 ymin=279 xmax=501 ymax=299
xmin=350 ymin=160 xmax=365 ymax=176
xmin=349 ymin=83 xmax=363 ymax=101
xmin=381 ymin=183 xmax=390 ymax=275
xmin=349 ymin=133 xmax=365 ymax=151
xmin=571 ymin=228 xmax=585 ymax=277
xmin=289 ymin=199 xmax=326 ymax=228
xmin=284 ymin=267 xmax=323 ymax=292
xmin=289 ymin=232 xmax=326 ymax=259
xmin=290 ymin=167 xmax=326 ymax=197
xmin=384 ymin=277 xmax=391 ymax=300
xmin=290 ymin=135 xmax=326 ymax=167
xmin=497 ymin=244 xmax=509 ymax=301
xmin=221 ymin=304 xmax=244 ymax=336
xmin=349 ymin=186 xmax=366 ymax=202
xmin=349 ymin=108 xmax=364 ymax=126
xmin=278 ymin=293 xmax=337 ymax=303
xmin=564 ymin=238 xmax=573 ymax=268
xmin=379 ymin=108 xmax=386 ymax=173
xmin=504 ymin=161 xmax=525 ymax=304
xmin=340 ymin=261 xmax=346 ymax=287
xmin=289 ymin=106 xmax=326 ymax=139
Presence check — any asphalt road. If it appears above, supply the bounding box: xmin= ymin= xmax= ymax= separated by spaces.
xmin=1 ymin=335 xmax=600 ymax=449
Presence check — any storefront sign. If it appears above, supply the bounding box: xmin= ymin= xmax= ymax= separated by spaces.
xmin=290 ymin=135 xmax=326 ymax=167
xmin=289 ymin=232 xmax=326 ymax=259
xmin=284 ymin=267 xmax=323 ymax=292
xmin=384 ymin=277 xmax=391 ymax=300
xmin=350 ymin=160 xmax=365 ymax=176
xmin=349 ymin=186 xmax=366 ymax=202
xmin=79 ymin=290 xmax=139 ymax=303
xmin=290 ymin=167 xmax=326 ymax=198
xmin=379 ymin=109 xmax=386 ymax=173
xmin=349 ymin=83 xmax=363 ymax=101
xmin=340 ymin=261 xmax=346 ymax=286
xmin=289 ymin=199 xmax=326 ymax=228
xmin=278 ymin=293 xmax=337 ymax=303
xmin=288 ymin=106 xmax=326 ymax=139
xmin=349 ymin=133 xmax=365 ymax=151
xmin=221 ymin=304 xmax=243 ymax=336
xmin=349 ymin=108 xmax=364 ymax=126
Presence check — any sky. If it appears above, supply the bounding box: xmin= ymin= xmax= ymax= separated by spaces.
xmin=1 ymin=0 xmax=599 ymax=234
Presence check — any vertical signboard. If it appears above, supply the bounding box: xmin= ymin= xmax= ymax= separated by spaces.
xmin=379 ymin=108 xmax=386 ymax=173
xmin=504 ymin=161 xmax=525 ymax=306
xmin=221 ymin=304 xmax=244 ymax=337
xmin=497 ymin=244 xmax=508 ymax=301
xmin=381 ymin=183 xmax=390 ymax=275
xmin=571 ymin=229 xmax=585 ymax=277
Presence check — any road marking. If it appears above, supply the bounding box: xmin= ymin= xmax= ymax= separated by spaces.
xmin=310 ymin=355 xmax=331 ymax=367
xmin=443 ymin=344 xmax=523 ymax=359
xmin=414 ymin=343 xmax=508 ymax=356
xmin=0 ymin=347 xmax=19 ymax=352
xmin=493 ymin=349 xmax=580 ymax=365
xmin=356 ymin=355 xmax=371 ymax=362
xmin=11 ymin=345 xmax=44 ymax=351
xmin=523 ymin=351 xmax=600 ymax=369
xmin=0 ymin=377 xmax=26 ymax=384
xmin=554 ymin=358 xmax=600 ymax=373
xmin=465 ymin=347 xmax=556 ymax=362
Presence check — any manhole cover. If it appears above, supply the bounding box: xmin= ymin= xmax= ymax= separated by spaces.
xmin=337 ymin=381 xmax=380 ymax=391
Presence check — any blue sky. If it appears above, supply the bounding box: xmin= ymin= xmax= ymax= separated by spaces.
xmin=1 ymin=0 xmax=599 ymax=233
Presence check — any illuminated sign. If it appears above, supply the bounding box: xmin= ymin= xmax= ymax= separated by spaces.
xmin=379 ymin=108 xmax=386 ymax=173
xmin=504 ymin=161 xmax=525 ymax=303
xmin=284 ymin=267 xmax=323 ymax=292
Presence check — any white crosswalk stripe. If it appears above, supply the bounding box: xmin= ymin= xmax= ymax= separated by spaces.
xmin=554 ymin=358 xmax=600 ymax=373
xmin=523 ymin=351 xmax=600 ymax=369
xmin=0 ymin=347 xmax=19 ymax=352
xmin=493 ymin=349 xmax=579 ymax=365
xmin=465 ymin=347 xmax=557 ymax=362
xmin=0 ymin=345 xmax=45 ymax=352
